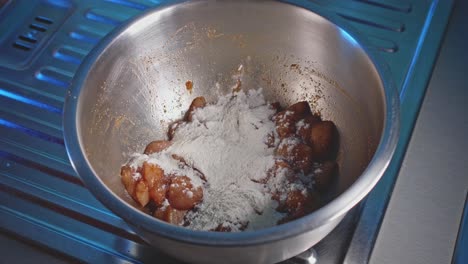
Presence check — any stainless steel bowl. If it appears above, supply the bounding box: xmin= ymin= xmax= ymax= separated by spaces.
xmin=63 ymin=1 xmax=399 ymax=263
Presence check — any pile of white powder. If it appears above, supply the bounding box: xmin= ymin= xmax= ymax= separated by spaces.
xmin=129 ymin=89 xmax=304 ymax=231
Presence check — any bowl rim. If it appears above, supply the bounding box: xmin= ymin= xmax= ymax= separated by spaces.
xmin=63 ymin=0 xmax=400 ymax=247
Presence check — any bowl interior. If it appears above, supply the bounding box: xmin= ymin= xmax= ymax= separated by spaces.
xmin=76 ymin=1 xmax=385 ymax=222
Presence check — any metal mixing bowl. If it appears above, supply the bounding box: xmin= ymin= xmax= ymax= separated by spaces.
xmin=63 ymin=1 xmax=399 ymax=263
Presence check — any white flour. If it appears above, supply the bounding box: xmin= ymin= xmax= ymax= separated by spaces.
xmin=129 ymin=89 xmax=299 ymax=231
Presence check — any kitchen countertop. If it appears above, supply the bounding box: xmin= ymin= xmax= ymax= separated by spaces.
xmin=370 ymin=0 xmax=468 ymax=263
